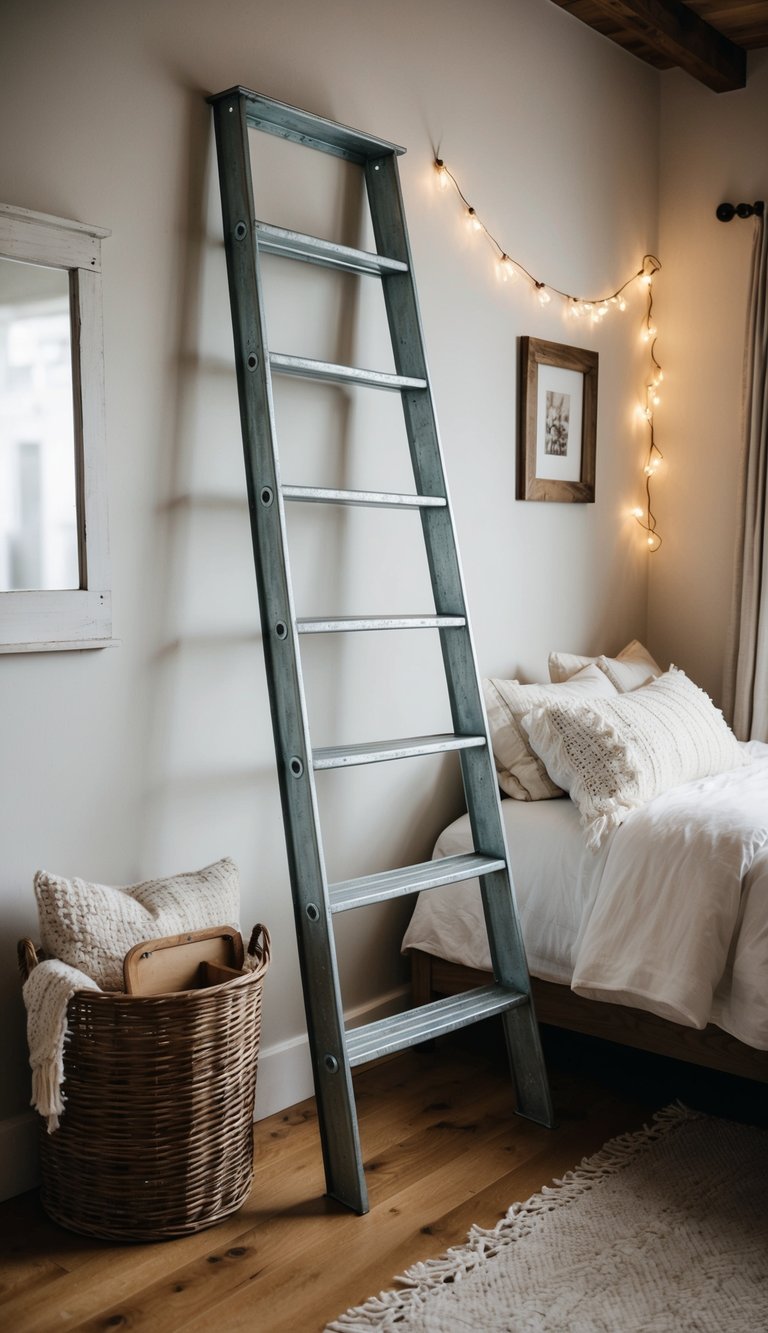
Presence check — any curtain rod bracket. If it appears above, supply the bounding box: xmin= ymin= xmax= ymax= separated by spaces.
xmin=716 ymin=201 xmax=765 ymax=222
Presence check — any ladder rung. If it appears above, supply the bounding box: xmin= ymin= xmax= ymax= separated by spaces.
xmin=346 ymin=984 xmax=528 ymax=1066
xmin=270 ymin=353 xmax=426 ymax=393
xmin=297 ymin=615 xmax=465 ymax=634
xmin=313 ymin=733 xmax=485 ymax=770
xmin=255 ymin=223 xmax=408 ymax=277
xmin=282 ymin=486 xmax=446 ymax=510
xmin=329 ymin=852 xmax=506 ymax=913
xmin=209 ymin=87 xmax=405 ymax=164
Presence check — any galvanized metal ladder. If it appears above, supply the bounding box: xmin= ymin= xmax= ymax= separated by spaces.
xmin=209 ymin=86 xmax=553 ymax=1215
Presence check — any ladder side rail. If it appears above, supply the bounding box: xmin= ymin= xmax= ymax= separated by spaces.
xmin=365 ymin=155 xmax=553 ymax=1126
xmin=363 ymin=152 xmax=518 ymax=874
xmin=211 ymin=92 xmax=369 ymax=1211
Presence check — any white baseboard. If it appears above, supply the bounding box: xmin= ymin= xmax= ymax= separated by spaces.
xmin=0 ymin=984 xmax=409 ymax=1203
xmin=254 ymin=983 xmax=409 ymax=1119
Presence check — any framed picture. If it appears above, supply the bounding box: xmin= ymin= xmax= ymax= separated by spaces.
xmin=517 ymin=337 xmax=598 ymax=503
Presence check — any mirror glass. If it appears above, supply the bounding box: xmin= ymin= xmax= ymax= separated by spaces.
xmin=0 ymin=255 xmax=79 ymax=592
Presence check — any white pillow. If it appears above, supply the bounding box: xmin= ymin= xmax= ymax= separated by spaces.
xmin=548 ymin=639 xmax=662 ymax=691
xmin=521 ymin=668 xmax=745 ymax=850
xmin=482 ymin=663 xmax=619 ymax=801
xmin=34 ymin=857 xmax=240 ymax=990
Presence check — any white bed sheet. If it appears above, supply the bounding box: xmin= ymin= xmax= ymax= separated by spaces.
xmin=401 ymin=741 xmax=768 ymax=1050
xmin=402 ymin=797 xmax=606 ymax=984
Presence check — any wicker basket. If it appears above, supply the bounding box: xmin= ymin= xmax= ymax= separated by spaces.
xmin=19 ymin=924 xmax=270 ymax=1242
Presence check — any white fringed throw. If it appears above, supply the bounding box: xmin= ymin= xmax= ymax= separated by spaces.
xmin=23 ymin=960 xmax=100 ymax=1131
xmin=328 ymin=1105 xmax=768 ymax=1332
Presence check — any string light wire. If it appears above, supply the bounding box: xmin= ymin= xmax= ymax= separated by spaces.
xmin=434 ymin=157 xmax=664 ymax=550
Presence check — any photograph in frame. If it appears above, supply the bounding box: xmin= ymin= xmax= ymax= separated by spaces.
xmin=518 ymin=337 xmax=598 ymax=502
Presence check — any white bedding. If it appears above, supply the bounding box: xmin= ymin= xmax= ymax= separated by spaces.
xmin=402 ymin=740 xmax=768 ymax=1051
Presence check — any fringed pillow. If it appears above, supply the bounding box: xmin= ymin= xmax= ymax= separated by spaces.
xmin=482 ymin=664 xmax=618 ymax=800
xmin=34 ymin=857 xmax=240 ymax=990
xmin=521 ymin=668 xmax=745 ymax=849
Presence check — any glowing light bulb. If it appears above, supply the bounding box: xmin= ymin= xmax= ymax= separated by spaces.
xmin=467 ymin=207 xmax=482 ymax=232
xmin=652 ymin=393 xmax=661 ymax=406
xmin=537 ymin=286 xmax=551 ymax=306
xmin=640 ymin=273 xmax=653 ymax=287
xmin=618 ymin=297 xmax=627 ymax=311
xmin=651 ymin=455 xmax=661 ymax=469
xmin=598 ymin=302 xmax=609 ymax=318
xmin=656 ymin=370 xmax=664 ymax=382
xmin=570 ymin=301 xmax=582 ymax=318
xmin=435 ymin=158 xmax=449 ymax=189
xmin=647 ymin=535 xmax=654 ymax=547
xmin=497 ymin=254 xmax=515 ymax=283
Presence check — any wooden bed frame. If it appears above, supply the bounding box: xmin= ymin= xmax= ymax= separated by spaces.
xmin=409 ymin=948 xmax=768 ymax=1085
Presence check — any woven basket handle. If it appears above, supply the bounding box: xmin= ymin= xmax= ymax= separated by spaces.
xmin=17 ymin=938 xmax=39 ymax=984
xmin=246 ymin=923 xmax=271 ymax=980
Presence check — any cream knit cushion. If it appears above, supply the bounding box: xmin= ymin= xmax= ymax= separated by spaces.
xmin=548 ymin=639 xmax=662 ymax=691
xmin=34 ymin=857 xmax=240 ymax=991
xmin=521 ymin=668 xmax=745 ymax=850
xmin=482 ymin=664 xmax=619 ymax=801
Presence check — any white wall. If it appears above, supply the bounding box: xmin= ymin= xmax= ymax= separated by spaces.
xmin=0 ymin=0 xmax=657 ymax=1195
xmin=649 ymin=53 xmax=768 ymax=702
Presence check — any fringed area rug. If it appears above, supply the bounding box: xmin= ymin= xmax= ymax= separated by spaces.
xmin=327 ymin=1105 xmax=768 ymax=1332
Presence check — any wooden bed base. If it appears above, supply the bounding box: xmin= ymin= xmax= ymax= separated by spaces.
xmin=409 ymin=948 xmax=768 ymax=1085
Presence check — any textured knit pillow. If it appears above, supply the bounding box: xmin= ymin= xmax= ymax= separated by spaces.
xmin=548 ymin=639 xmax=662 ymax=690
xmin=521 ymin=668 xmax=745 ymax=850
xmin=482 ymin=664 xmax=619 ymax=800
xmin=34 ymin=857 xmax=240 ymax=990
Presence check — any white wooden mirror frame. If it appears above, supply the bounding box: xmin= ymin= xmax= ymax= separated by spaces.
xmin=0 ymin=203 xmax=112 ymax=652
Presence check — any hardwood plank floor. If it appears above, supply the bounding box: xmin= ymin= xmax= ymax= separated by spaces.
xmin=0 ymin=1024 xmax=729 ymax=1333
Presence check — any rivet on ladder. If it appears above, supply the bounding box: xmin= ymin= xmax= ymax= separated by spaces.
xmin=247 ymin=353 xmax=258 ymax=370
xmin=234 ymin=221 xmax=248 ymax=240
xmin=260 ymin=486 xmax=273 ymax=506
xmin=289 ymin=757 xmax=304 ymax=778
xmin=275 ymin=621 xmax=288 ymax=640
xmin=306 ymin=903 xmax=320 ymax=922
xmin=324 ymin=1055 xmax=340 ymax=1074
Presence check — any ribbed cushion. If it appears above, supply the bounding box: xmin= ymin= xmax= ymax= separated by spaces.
xmin=34 ymin=857 xmax=240 ymax=990
xmin=482 ymin=664 xmax=618 ymax=800
xmin=521 ymin=668 xmax=745 ymax=849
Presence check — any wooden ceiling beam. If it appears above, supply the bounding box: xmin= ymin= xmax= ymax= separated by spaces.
xmin=585 ymin=0 xmax=747 ymax=91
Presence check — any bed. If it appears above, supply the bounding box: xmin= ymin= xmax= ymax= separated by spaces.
xmin=402 ymin=645 xmax=768 ymax=1085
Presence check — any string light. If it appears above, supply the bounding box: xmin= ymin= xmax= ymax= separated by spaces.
xmin=433 ymin=155 xmax=665 ymax=552
xmin=497 ymin=254 xmax=516 ymax=283
xmin=634 ymin=254 xmax=663 ymax=552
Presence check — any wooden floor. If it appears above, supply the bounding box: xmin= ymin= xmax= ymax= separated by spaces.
xmin=0 ymin=1024 xmax=739 ymax=1333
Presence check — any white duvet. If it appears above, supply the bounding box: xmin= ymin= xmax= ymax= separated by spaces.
xmin=402 ymin=740 xmax=768 ymax=1051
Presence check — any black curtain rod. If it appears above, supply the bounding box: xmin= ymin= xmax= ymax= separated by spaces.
xmin=716 ymin=201 xmax=764 ymax=222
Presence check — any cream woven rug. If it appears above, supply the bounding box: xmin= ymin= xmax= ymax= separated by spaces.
xmin=328 ymin=1105 xmax=768 ymax=1332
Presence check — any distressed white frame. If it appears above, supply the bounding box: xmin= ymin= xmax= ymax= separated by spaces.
xmin=0 ymin=203 xmax=112 ymax=652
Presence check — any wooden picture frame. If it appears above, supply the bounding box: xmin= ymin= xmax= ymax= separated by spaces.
xmin=518 ymin=337 xmax=598 ymax=503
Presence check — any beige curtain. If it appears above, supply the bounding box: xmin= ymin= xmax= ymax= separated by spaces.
xmin=724 ymin=213 xmax=768 ymax=740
